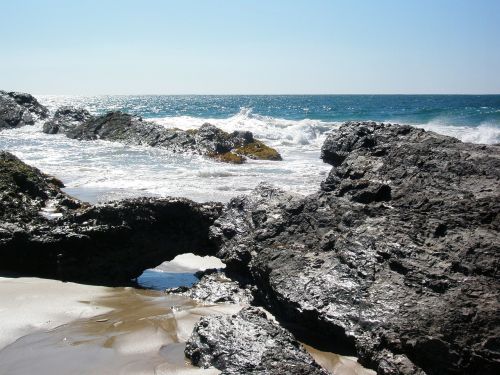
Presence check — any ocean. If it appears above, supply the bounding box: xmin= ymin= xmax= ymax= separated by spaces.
xmin=1 ymin=95 xmax=499 ymax=203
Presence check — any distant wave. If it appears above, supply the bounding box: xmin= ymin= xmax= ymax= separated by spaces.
xmin=148 ymin=108 xmax=499 ymax=146
xmin=147 ymin=107 xmax=339 ymax=148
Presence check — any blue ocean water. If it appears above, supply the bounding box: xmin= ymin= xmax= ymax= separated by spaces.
xmin=39 ymin=94 xmax=500 ymax=127
xmin=1 ymin=94 xmax=498 ymax=204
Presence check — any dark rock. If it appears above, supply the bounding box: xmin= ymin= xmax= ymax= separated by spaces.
xmin=64 ymin=111 xmax=281 ymax=163
xmin=43 ymin=106 xmax=93 ymax=134
xmin=5 ymin=91 xmax=49 ymax=119
xmin=211 ymin=122 xmax=500 ymax=374
xmin=166 ymin=270 xmax=254 ymax=304
xmin=0 ymin=151 xmax=223 ymax=285
xmin=0 ymin=151 xmax=80 ymax=224
xmin=0 ymin=90 xmax=48 ymax=129
xmin=185 ymin=306 xmax=327 ymax=374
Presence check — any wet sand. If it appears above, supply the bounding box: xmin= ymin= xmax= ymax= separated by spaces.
xmin=0 ymin=280 xmax=235 ymax=374
xmin=0 ymin=276 xmax=374 ymax=374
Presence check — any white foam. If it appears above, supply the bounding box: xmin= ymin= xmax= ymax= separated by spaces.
xmin=147 ymin=107 xmax=339 ymax=148
xmin=0 ymin=119 xmax=332 ymax=203
xmin=411 ymin=121 xmax=499 ymax=144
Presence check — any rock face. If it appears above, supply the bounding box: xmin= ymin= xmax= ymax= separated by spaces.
xmin=42 ymin=106 xmax=93 ymax=134
xmin=210 ymin=122 xmax=500 ymax=374
xmin=63 ymin=111 xmax=281 ymax=163
xmin=0 ymin=151 xmax=223 ymax=285
xmin=0 ymin=90 xmax=48 ymax=129
xmin=185 ymin=307 xmax=327 ymax=375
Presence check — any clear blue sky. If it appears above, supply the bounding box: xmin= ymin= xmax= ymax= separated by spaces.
xmin=1 ymin=0 xmax=499 ymax=94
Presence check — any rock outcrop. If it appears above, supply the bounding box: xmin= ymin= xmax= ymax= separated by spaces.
xmin=210 ymin=122 xmax=500 ymax=374
xmin=62 ymin=111 xmax=281 ymax=163
xmin=185 ymin=306 xmax=327 ymax=375
xmin=42 ymin=106 xmax=93 ymax=134
xmin=0 ymin=151 xmax=223 ymax=285
xmin=0 ymin=90 xmax=48 ymax=129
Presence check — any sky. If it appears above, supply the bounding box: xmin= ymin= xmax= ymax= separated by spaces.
xmin=0 ymin=0 xmax=499 ymax=95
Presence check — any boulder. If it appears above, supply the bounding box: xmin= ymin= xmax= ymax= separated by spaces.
xmin=185 ymin=306 xmax=327 ymax=375
xmin=0 ymin=90 xmax=48 ymax=129
xmin=42 ymin=106 xmax=93 ymax=134
xmin=210 ymin=122 xmax=500 ymax=374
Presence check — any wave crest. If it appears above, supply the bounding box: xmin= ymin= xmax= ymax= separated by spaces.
xmin=147 ymin=107 xmax=339 ymax=148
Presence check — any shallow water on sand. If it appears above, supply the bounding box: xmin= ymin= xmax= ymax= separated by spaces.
xmin=0 ymin=287 xmax=233 ymax=374
xmin=0 ymin=280 xmax=374 ymax=375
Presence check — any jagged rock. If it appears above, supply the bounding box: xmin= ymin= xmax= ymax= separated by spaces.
xmin=0 ymin=90 xmax=48 ymax=129
xmin=42 ymin=106 xmax=93 ymax=134
xmin=166 ymin=270 xmax=254 ymax=304
xmin=63 ymin=111 xmax=281 ymax=163
xmin=0 ymin=151 xmax=80 ymax=224
xmin=0 ymin=151 xmax=223 ymax=285
xmin=185 ymin=306 xmax=327 ymax=375
xmin=211 ymin=122 xmax=500 ymax=374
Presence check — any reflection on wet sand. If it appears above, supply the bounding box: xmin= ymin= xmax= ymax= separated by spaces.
xmin=0 ymin=281 xmax=375 ymax=375
xmin=0 ymin=286 xmax=237 ymax=374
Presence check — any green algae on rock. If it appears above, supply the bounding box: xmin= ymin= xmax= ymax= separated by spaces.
xmin=209 ymin=151 xmax=245 ymax=164
xmin=235 ymin=140 xmax=282 ymax=161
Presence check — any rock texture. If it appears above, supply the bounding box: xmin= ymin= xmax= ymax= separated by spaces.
xmin=0 ymin=90 xmax=48 ymax=129
xmin=167 ymin=270 xmax=254 ymax=304
xmin=0 ymin=151 xmax=223 ymax=285
xmin=42 ymin=106 xmax=93 ymax=134
xmin=62 ymin=111 xmax=281 ymax=163
xmin=185 ymin=306 xmax=327 ymax=375
xmin=210 ymin=122 xmax=500 ymax=374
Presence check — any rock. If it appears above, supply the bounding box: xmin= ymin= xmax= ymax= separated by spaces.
xmin=211 ymin=122 xmax=500 ymax=374
xmin=0 ymin=90 xmax=48 ymax=129
xmin=5 ymin=91 xmax=49 ymax=119
xmin=166 ymin=270 xmax=254 ymax=304
xmin=64 ymin=111 xmax=281 ymax=163
xmin=235 ymin=140 xmax=283 ymax=161
xmin=0 ymin=151 xmax=78 ymax=224
xmin=42 ymin=106 xmax=93 ymax=134
xmin=0 ymin=151 xmax=223 ymax=285
xmin=185 ymin=306 xmax=327 ymax=375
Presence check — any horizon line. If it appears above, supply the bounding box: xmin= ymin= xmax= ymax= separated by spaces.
xmin=31 ymin=92 xmax=500 ymax=97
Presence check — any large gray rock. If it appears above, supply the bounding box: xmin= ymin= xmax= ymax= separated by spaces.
xmin=185 ymin=307 xmax=327 ymax=375
xmin=42 ymin=106 xmax=93 ymax=134
xmin=0 ymin=90 xmax=48 ymax=129
xmin=210 ymin=122 xmax=500 ymax=374
xmin=63 ymin=111 xmax=281 ymax=163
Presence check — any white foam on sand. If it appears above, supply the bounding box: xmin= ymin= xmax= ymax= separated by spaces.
xmin=0 ymin=277 xmax=112 ymax=350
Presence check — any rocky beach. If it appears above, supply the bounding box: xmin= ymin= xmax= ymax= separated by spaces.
xmin=0 ymin=90 xmax=499 ymax=374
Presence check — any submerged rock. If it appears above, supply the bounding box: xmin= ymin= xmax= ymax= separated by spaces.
xmin=211 ymin=122 xmax=500 ymax=374
xmin=0 ymin=90 xmax=48 ymax=129
xmin=62 ymin=111 xmax=281 ymax=163
xmin=185 ymin=306 xmax=327 ymax=374
xmin=42 ymin=106 xmax=93 ymax=134
xmin=0 ymin=151 xmax=223 ymax=285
